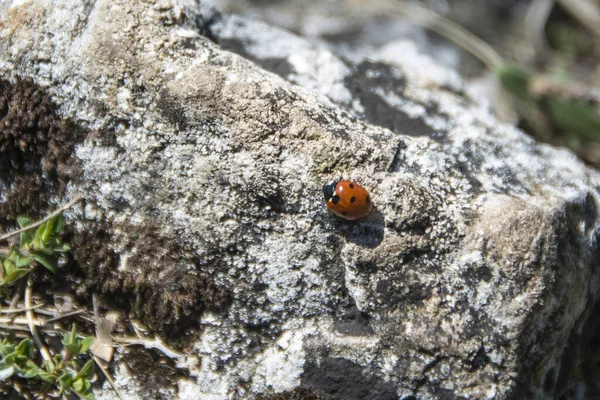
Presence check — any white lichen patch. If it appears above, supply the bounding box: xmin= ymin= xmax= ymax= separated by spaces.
xmin=251 ymin=329 xmax=306 ymax=393
xmin=212 ymin=14 xmax=355 ymax=108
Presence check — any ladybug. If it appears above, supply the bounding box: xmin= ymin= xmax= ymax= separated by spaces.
xmin=323 ymin=180 xmax=372 ymax=220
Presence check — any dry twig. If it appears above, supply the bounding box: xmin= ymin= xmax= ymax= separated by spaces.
xmin=114 ymin=335 xmax=184 ymax=361
xmin=0 ymin=194 xmax=83 ymax=242
xmin=25 ymin=274 xmax=54 ymax=367
xmin=394 ymin=2 xmax=504 ymax=69
xmin=92 ymin=354 xmax=125 ymax=400
xmin=0 ymin=303 xmax=45 ymax=313
xmin=524 ymin=0 xmax=555 ymax=59
xmin=556 ymin=0 xmax=600 ymax=39
xmin=44 ymin=309 xmax=85 ymax=324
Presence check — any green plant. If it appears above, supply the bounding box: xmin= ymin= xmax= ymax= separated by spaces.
xmin=0 ymin=336 xmax=39 ymax=381
xmin=0 ymin=215 xmax=70 ymax=297
xmin=39 ymin=325 xmax=95 ymax=399
xmin=0 ymin=211 xmax=97 ymax=398
xmin=495 ymin=64 xmax=536 ymax=106
xmin=0 ymin=325 xmax=95 ymax=400
xmin=496 ymin=64 xmax=600 ymax=144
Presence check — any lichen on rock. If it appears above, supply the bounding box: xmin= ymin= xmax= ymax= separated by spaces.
xmin=1 ymin=1 xmax=600 ymax=399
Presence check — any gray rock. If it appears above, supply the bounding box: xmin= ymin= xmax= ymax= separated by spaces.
xmin=1 ymin=1 xmax=599 ymax=399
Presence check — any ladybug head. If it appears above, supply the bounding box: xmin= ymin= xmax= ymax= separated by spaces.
xmin=323 ymin=181 xmax=338 ymax=201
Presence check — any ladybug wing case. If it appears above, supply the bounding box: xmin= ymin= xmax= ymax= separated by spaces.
xmin=323 ymin=180 xmax=372 ymax=220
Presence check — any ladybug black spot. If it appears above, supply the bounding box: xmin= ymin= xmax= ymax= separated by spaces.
xmin=350 ymin=196 xmax=356 ymax=203
xmin=342 ymin=211 xmax=347 ymax=216
xmin=366 ymin=195 xmax=370 ymax=203
xmin=332 ymin=195 xmax=340 ymax=205
xmin=349 ymin=183 xmax=355 ymax=189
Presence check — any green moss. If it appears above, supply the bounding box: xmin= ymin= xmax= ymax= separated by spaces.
xmin=70 ymin=219 xmax=232 ymax=337
xmin=0 ymin=79 xmax=85 ymax=223
xmin=122 ymin=347 xmax=185 ymax=399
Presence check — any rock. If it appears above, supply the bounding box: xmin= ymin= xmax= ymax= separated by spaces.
xmin=1 ymin=1 xmax=600 ymax=399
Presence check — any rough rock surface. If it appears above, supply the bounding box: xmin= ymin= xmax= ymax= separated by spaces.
xmin=1 ymin=1 xmax=600 ymax=399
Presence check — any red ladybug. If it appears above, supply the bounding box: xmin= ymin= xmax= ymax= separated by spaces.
xmin=323 ymin=180 xmax=372 ymax=220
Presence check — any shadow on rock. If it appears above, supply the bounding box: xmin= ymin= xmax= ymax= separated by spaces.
xmin=336 ymin=208 xmax=385 ymax=248
xmin=301 ymin=357 xmax=397 ymax=400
